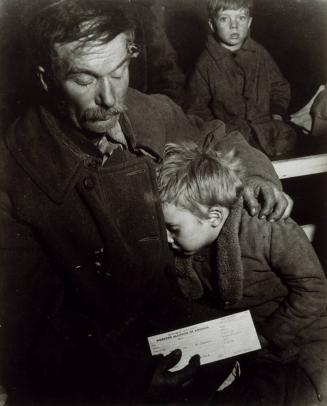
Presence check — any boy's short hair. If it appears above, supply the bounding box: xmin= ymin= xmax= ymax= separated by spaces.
xmin=158 ymin=141 xmax=244 ymax=218
xmin=208 ymin=0 xmax=254 ymax=18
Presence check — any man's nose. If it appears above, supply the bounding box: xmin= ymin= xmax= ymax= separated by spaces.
xmin=166 ymin=229 xmax=174 ymax=244
xmin=96 ymin=77 xmax=115 ymax=107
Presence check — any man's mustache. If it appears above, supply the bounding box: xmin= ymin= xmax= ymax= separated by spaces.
xmin=83 ymin=103 xmax=127 ymax=122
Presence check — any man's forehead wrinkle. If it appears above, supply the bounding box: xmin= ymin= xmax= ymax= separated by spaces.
xmin=55 ymin=40 xmax=129 ymax=77
xmin=68 ymin=54 xmax=129 ymax=76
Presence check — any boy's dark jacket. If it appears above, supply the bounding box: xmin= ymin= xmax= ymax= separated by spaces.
xmin=0 ymin=88 xmax=279 ymax=402
xmin=175 ymin=200 xmax=327 ymax=399
xmin=186 ymin=35 xmax=297 ymax=157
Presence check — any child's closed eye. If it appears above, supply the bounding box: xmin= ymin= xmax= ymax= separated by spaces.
xmin=166 ymin=224 xmax=179 ymax=235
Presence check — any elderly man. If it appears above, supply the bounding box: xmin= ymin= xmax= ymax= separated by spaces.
xmin=0 ymin=0 xmax=292 ymax=403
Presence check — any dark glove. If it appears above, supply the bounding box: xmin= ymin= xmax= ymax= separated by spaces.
xmin=147 ymin=349 xmax=200 ymax=401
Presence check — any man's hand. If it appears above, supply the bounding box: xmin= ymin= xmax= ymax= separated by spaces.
xmin=243 ymin=177 xmax=293 ymax=221
xmin=148 ymin=349 xmax=200 ymax=398
xmin=272 ymin=114 xmax=284 ymax=121
xmin=258 ymin=334 xmax=270 ymax=349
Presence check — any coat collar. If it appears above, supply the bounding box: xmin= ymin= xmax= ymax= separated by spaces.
xmin=5 ymin=89 xmax=161 ymax=204
xmin=205 ymin=34 xmax=256 ymax=64
xmin=174 ymin=199 xmax=244 ymax=303
xmin=6 ymin=106 xmax=87 ymax=204
xmin=215 ymin=198 xmax=244 ymax=303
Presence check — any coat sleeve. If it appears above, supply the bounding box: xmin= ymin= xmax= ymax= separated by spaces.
xmin=203 ymin=128 xmax=282 ymax=188
xmin=260 ymin=218 xmax=327 ymax=349
xmin=264 ymin=49 xmax=291 ymax=117
xmin=155 ymin=94 xmax=282 ymax=189
xmin=184 ymin=64 xmax=216 ymax=121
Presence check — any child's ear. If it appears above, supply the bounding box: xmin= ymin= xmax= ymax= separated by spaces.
xmin=208 ymin=19 xmax=215 ymax=33
xmin=37 ymin=65 xmax=49 ymax=92
xmin=207 ymin=206 xmax=224 ymax=228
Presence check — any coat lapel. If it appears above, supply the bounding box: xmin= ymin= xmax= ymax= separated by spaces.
xmin=216 ymin=199 xmax=244 ymax=303
xmin=174 ymin=199 xmax=244 ymax=303
xmin=6 ymin=106 xmax=88 ymax=204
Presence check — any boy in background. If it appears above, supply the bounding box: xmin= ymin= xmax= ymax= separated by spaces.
xmin=185 ymin=0 xmax=297 ymax=158
xmin=157 ymin=140 xmax=327 ymax=404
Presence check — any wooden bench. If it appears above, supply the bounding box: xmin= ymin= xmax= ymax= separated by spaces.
xmin=272 ymin=153 xmax=327 ymax=242
xmin=272 ymin=153 xmax=327 ymax=179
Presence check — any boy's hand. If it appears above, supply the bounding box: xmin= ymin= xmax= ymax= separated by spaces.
xmin=243 ymin=177 xmax=293 ymax=221
xmin=148 ymin=349 xmax=200 ymax=397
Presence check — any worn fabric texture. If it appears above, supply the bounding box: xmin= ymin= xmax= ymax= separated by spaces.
xmin=0 ymin=87 xmax=281 ymax=403
xmin=175 ymin=199 xmax=327 ymax=402
xmin=185 ymin=35 xmax=298 ymax=157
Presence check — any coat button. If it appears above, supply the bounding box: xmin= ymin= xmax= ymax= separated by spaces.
xmin=83 ymin=176 xmax=95 ymax=190
xmin=87 ymin=159 xmax=99 ymax=169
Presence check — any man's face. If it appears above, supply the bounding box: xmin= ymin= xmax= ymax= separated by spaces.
xmin=48 ymin=32 xmax=131 ymax=136
xmin=209 ymin=8 xmax=252 ymax=51
xmin=163 ymin=203 xmax=219 ymax=256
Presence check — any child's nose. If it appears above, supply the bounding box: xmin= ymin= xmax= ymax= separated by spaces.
xmin=230 ymin=18 xmax=238 ymax=29
xmin=166 ymin=229 xmax=174 ymax=244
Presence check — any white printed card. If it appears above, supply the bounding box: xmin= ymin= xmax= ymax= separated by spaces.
xmin=148 ymin=310 xmax=261 ymax=371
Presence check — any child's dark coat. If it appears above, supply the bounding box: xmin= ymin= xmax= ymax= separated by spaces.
xmin=186 ymin=35 xmax=297 ymax=157
xmin=175 ymin=200 xmax=327 ymax=400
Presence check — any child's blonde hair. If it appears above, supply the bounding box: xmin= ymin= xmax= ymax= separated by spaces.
xmin=208 ymin=0 xmax=254 ymax=19
xmin=158 ymin=141 xmax=244 ymax=219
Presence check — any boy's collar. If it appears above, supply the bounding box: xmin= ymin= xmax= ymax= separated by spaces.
xmin=239 ymin=36 xmax=256 ymax=52
xmin=173 ymin=198 xmax=244 ymax=303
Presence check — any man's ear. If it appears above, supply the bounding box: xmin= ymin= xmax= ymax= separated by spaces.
xmin=207 ymin=206 xmax=224 ymax=228
xmin=208 ymin=19 xmax=215 ymax=33
xmin=248 ymin=17 xmax=253 ymax=30
xmin=37 ymin=65 xmax=49 ymax=92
